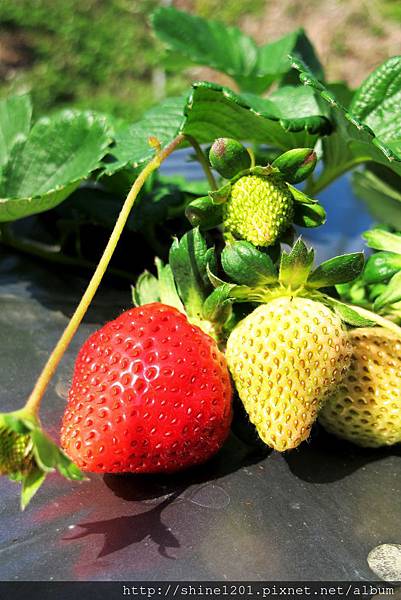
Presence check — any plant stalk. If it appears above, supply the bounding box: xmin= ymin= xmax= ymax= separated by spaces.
xmin=185 ymin=135 xmax=217 ymax=190
xmin=24 ymin=134 xmax=185 ymax=416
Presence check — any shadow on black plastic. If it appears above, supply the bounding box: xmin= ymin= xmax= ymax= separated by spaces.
xmin=63 ymin=432 xmax=269 ymax=559
xmin=285 ymin=423 xmax=401 ymax=484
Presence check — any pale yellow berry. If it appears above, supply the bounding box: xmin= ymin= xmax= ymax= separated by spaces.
xmin=319 ymin=328 xmax=401 ymax=447
xmin=226 ymin=297 xmax=352 ymax=451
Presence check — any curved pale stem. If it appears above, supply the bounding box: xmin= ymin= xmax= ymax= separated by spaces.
xmin=347 ymin=303 xmax=401 ymax=337
xmin=25 ymin=134 xmax=185 ymax=415
xmin=185 ymin=135 xmax=217 ymax=190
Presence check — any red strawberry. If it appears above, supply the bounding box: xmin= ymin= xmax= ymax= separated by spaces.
xmin=60 ymin=303 xmax=232 ymax=473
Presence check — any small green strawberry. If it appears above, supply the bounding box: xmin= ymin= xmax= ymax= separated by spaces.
xmin=186 ymin=141 xmax=325 ymax=245
xmin=319 ymin=327 xmax=401 ymax=447
xmin=0 ymin=410 xmax=84 ymax=509
xmin=223 ymin=173 xmax=295 ymax=247
xmin=0 ymin=418 xmax=33 ymax=476
xmin=213 ymin=238 xmax=381 ymax=451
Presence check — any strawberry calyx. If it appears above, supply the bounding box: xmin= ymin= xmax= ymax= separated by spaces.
xmin=0 ymin=409 xmax=85 ymax=509
xmin=206 ymin=237 xmax=397 ymax=333
xmin=132 ymin=228 xmax=232 ymax=344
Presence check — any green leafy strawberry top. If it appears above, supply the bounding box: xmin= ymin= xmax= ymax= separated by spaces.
xmin=0 ymin=410 xmax=85 ymax=509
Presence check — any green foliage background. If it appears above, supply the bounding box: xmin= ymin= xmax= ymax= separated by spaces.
xmin=0 ymin=0 xmax=400 ymax=120
xmin=0 ymin=0 xmax=177 ymax=120
xmin=0 ymin=0 xmax=264 ymax=120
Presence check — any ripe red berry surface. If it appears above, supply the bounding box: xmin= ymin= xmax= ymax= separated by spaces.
xmin=60 ymin=303 xmax=232 ymax=473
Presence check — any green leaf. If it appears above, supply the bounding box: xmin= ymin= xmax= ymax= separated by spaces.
xmin=152 ymin=8 xmax=322 ymax=94
xmin=132 ymin=271 xmax=161 ymax=307
xmin=0 ymin=110 xmax=112 ymax=222
xmin=350 ymin=56 xmax=401 ymax=151
xmin=184 ymin=82 xmax=327 ymax=147
xmin=21 ymin=465 xmax=46 ymax=511
xmin=208 ymin=183 xmax=232 ymax=205
xmin=55 ymin=451 xmax=86 ymax=481
xmin=291 ymin=57 xmax=401 ymax=190
xmin=364 ymin=252 xmax=401 ymax=284
xmin=286 ymin=184 xmax=317 ymax=205
xmin=221 ymin=241 xmax=277 ymax=286
xmin=152 ymin=8 xmax=259 ymax=89
xmin=155 ymin=258 xmax=185 ymax=313
xmin=106 ymin=82 xmax=328 ymax=176
xmin=104 ymin=96 xmax=187 ymax=175
xmin=308 ymin=253 xmax=364 ymax=288
xmin=363 ymin=229 xmax=401 ymax=254
xmin=279 ymin=238 xmax=314 ymax=288
xmin=352 ymin=169 xmax=401 ymax=229
xmin=169 ymin=228 xmax=213 ymax=318
xmin=256 ymin=30 xmax=324 ymax=91
xmin=31 ymin=429 xmax=59 ymax=472
xmin=0 ymin=94 xmax=32 ymax=169
xmin=330 ymin=300 xmax=376 ymax=327
xmin=202 ymin=284 xmax=234 ymax=324
xmin=247 ymin=86 xmax=331 ymax=135
xmin=374 ymin=271 xmax=401 ymax=311
xmin=2 ymin=414 xmax=31 ymax=435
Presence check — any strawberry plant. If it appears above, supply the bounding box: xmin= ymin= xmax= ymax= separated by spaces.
xmin=0 ymin=7 xmax=401 ymax=509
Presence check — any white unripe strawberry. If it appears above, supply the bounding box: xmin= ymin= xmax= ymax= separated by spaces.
xmin=319 ymin=327 xmax=401 ymax=447
xmin=226 ymin=297 xmax=352 ymax=451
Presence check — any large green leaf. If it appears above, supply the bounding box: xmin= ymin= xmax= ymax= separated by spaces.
xmin=350 ymin=56 xmax=401 ymax=153
xmin=0 ymin=94 xmax=32 ymax=169
xmin=291 ymin=57 xmax=401 ymax=193
xmin=240 ymin=86 xmax=331 ymax=134
xmin=106 ymin=82 xmax=329 ymax=175
xmin=184 ymin=83 xmax=328 ymax=144
xmin=152 ymin=8 xmax=258 ymax=89
xmin=363 ymin=229 xmax=401 ymax=254
xmin=352 ymin=169 xmax=401 ymax=229
xmin=152 ymin=7 xmax=322 ymax=94
xmin=0 ymin=110 xmax=112 ymax=222
xmin=103 ymin=96 xmax=187 ymax=175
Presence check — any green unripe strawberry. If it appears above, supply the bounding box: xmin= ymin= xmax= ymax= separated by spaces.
xmin=209 ymin=138 xmax=252 ymax=179
xmin=319 ymin=327 xmax=401 ymax=447
xmin=0 ymin=426 xmax=32 ymax=476
xmin=223 ymin=173 xmax=294 ymax=247
xmin=226 ymin=297 xmax=352 ymax=451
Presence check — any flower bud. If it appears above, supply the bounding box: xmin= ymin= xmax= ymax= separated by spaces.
xmin=209 ymin=138 xmax=252 ymax=179
xmin=272 ymin=148 xmax=317 ymax=184
xmin=185 ymin=196 xmax=223 ymax=230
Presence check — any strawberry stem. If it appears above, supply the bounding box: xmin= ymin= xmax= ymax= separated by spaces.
xmin=185 ymin=135 xmax=217 ymax=190
xmin=24 ymin=134 xmax=185 ymax=416
xmin=347 ymin=304 xmax=401 ymax=337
